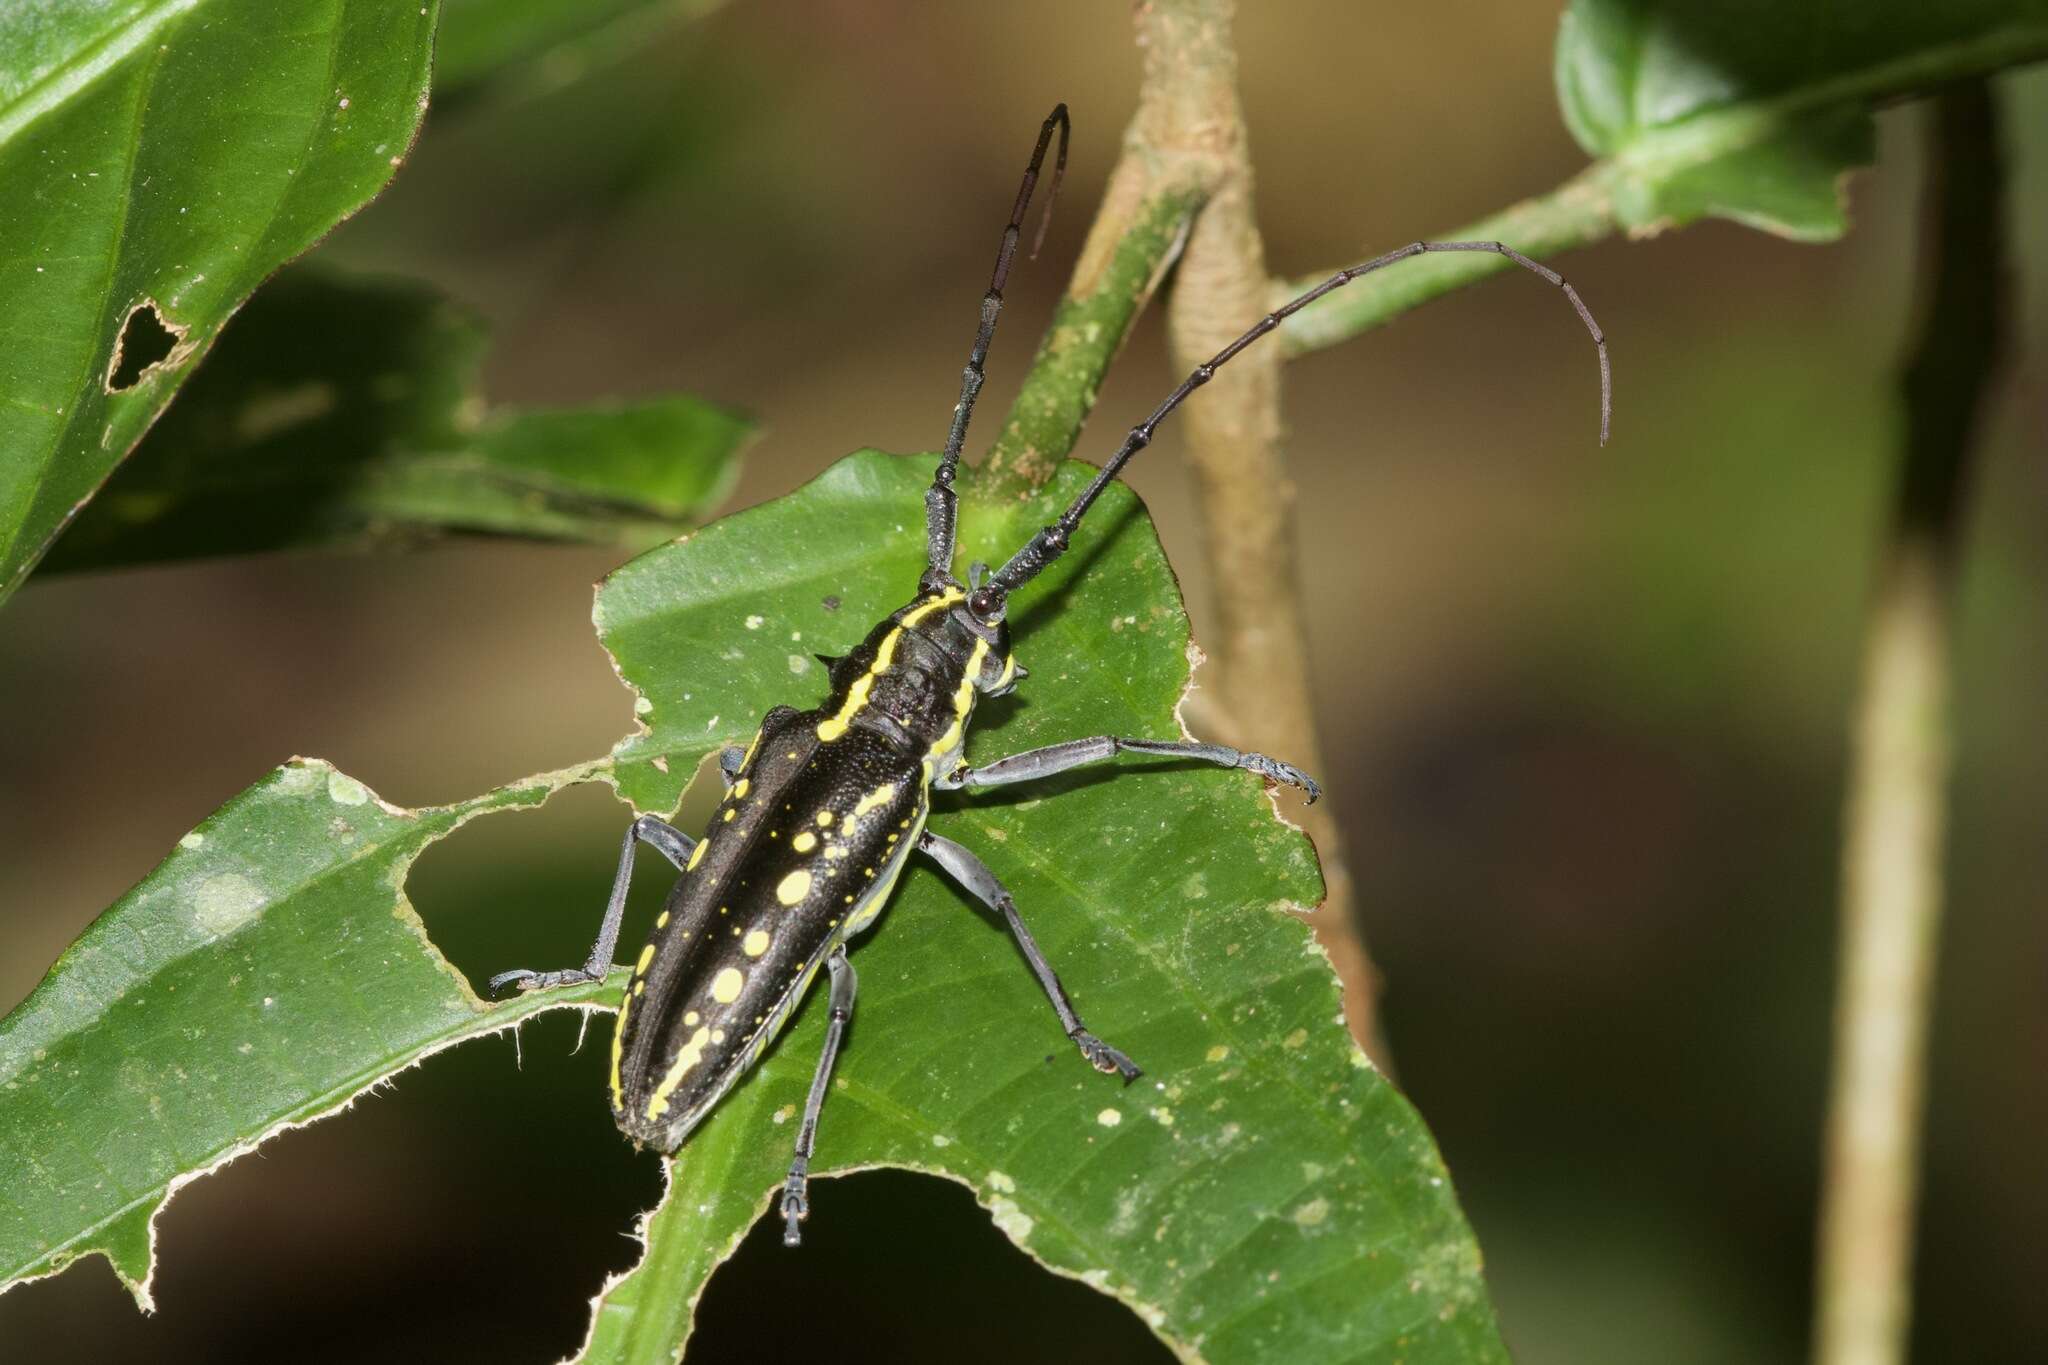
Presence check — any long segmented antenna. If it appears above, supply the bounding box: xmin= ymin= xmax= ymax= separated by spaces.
xmin=976 ymin=239 xmax=1611 ymax=612
xmin=922 ymin=104 xmax=1071 ymax=592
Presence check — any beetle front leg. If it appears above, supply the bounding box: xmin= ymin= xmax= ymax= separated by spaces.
xmin=935 ymin=735 xmax=1320 ymax=803
xmin=919 ymin=831 xmax=1141 ymax=1083
xmin=781 ymin=947 xmax=857 ymax=1246
xmin=488 ymin=814 xmax=694 ymax=994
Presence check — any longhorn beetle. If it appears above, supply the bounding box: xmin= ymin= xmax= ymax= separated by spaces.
xmin=490 ymin=104 xmax=1609 ymax=1245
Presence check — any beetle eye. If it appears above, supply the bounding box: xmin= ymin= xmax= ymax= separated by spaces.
xmin=968 ymin=587 xmax=1004 ymax=623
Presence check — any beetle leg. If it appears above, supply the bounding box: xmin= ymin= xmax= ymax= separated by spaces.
xmin=488 ymin=814 xmax=694 ymax=994
xmin=936 ymin=735 xmax=1320 ymax=803
xmin=781 ymin=947 xmax=857 ymax=1247
xmin=919 ymin=831 xmax=1142 ymax=1083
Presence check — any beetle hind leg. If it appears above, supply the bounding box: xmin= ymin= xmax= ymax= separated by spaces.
xmin=781 ymin=947 xmax=858 ymax=1247
xmin=919 ymin=831 xmax=1143 ymax=1084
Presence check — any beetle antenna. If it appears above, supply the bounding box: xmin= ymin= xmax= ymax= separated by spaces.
xmin=976 ymin=239 xmax=1611 ymax=611
xmin=922 ymin=103 xmax=1071 ymax=593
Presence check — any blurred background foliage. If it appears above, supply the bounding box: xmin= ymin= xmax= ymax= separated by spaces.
xmin=2 ymin=2 xmax=2044 ymax=1361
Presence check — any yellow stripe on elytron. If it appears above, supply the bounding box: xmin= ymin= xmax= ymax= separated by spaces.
xmin=645 ymin=1025 xmax=712 ymax=1120
xmin=924 ymin=637 xmax=990 ymax=762
xmin=852 ymin=783 xmax=897 ymax=819
xmin=687 ymin=837 xmax=708 ymax=871
xmin=739 ymin=726 xmax=766 ymax=772
xmin=609 ymin=992 xmax=631 ymax=1108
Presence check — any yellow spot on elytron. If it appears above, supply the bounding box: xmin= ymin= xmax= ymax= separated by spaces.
xmin=732 ymin=778 xmax=750 ymax=799
xmin=633 ymin=979 xmax=645 ymax=997
xmin=853 ymin=783 xmax=898 ymax=818
xmin=723 ymin=808 xmax=736 ymax=822
xmin=646 ymin=1025 xmax=712 ymax=1119
xmin=817 ymin=810 xmax=834 ymax=826
xmin=686 ymin=838 xmax=708 ymax=871
xmin=844 ymin=894 xmax=855 ymax=903
xmin=609 ymin=993 xmax=631 ymax=1107
xmin=712 ymin=967 xmax=744 ymax=1003
xmin=743 ymin=929 xmax=771 ymax=957
xmin=656 ymin=909 xmax=670 ymax=929
xmin=684 ymin=1009 xmax=700 ymax=1026
xmin=635 ymin=944 xmax=655 ymax=975
xmin=776 ymin=869 xmax=812 ymax=905
xmin=825 ymin=843 xmax=847 ymax=860
xmin=712 ymin=1029 xmax=726 ymax=1044
xmin=793 ymin=831 xmax=817 ymax=852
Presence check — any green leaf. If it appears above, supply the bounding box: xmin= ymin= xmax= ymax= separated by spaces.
xmin=42 ymin=269 xmax=750 ymax=572
xmin=0 ymin=0 xmax=441 ymax=605
xmin=588 ymin=452 xmax=1504 ymax=1362
xmin=1554 ymin=0 xmax=2048 ymax=238
xmin=435 ymin=0 xmax=732 ymax=95
xmin=0 ymin=452 xmax=1504 ymax=1362
xmin=0 ymin=756 xmax=618 ymax=1304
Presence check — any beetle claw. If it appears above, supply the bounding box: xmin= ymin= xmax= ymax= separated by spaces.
xmin=1073 ymin=1030 xmax=1143 ymax=1083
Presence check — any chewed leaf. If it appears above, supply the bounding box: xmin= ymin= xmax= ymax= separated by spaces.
xmin=0 ymin=759 xmax=618 ymax=1305
xmin=1 ymin=452 xmax=1505 ymax=1362
xmin=579 ymin=452 xmax=1507 ymax=1363
xmin=0 ymin=0 xmax=443 ymax=603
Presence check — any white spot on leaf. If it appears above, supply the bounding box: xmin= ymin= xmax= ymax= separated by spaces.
xmin=326 ymin=771 xmax=370 ymax=806
xmin=192 ymin=873 xmax=263 ymax=936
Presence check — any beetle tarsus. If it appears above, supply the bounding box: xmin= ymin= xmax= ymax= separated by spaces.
xmin=1073 ymin=1029 xmax=1143 ymax=1083
xmin=486 ymin=966 xmax=598 ymax=996
xmin=781 ymin=1165 xmax=810 ymax=1247
xmin=1238 ymin=752 xmax=1322 ymax=804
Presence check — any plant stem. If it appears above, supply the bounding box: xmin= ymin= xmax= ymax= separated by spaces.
xmin=1814 ymin=81 xmax=2006 ymax=1365
xmin=982 ymin=182 xmax=1206 ymax=490
xmin=1272 ymin=165 xmax=1617 ymax=359
xmin=1138 ymin=0 xmax=1391 ymax=1061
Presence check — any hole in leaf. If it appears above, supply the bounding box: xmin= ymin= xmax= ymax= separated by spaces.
xmin=106 ymin=302 xmax=183 ymax=391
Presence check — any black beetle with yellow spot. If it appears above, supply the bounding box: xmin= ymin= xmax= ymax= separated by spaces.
xmin=490 ymin=103 xmax=1609 ymax=1245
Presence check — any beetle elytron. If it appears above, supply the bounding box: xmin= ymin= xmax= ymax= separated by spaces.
xmin=491 ymin=104 xmax=1609 ymax=1245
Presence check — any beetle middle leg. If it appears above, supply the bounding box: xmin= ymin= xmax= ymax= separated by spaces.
xmin=488 ymin=813 xmax=694 ymax=994
xmin=936 ymin=735 xmax=1320 ymax=803
xmin=919 ymin=831 xmax=1142 ymax=1083
xmin=781 ymin=946 xmax=856 ymax=1247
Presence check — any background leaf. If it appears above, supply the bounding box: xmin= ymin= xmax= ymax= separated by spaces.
xmin=1555 ymin=0 xmax=2048 ymax=237
xmin=0 ymin=0 xmax=439 ymax=604
xmin=0 ymin=757 xmax=615 ymax=1304
xmin=435 ymin=0 xmax=731 ymax=96
xmin=585 ymin=452 xmax=1503 ymax=1363
xmin=42 ymin=269 xmax=750 ymax=572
